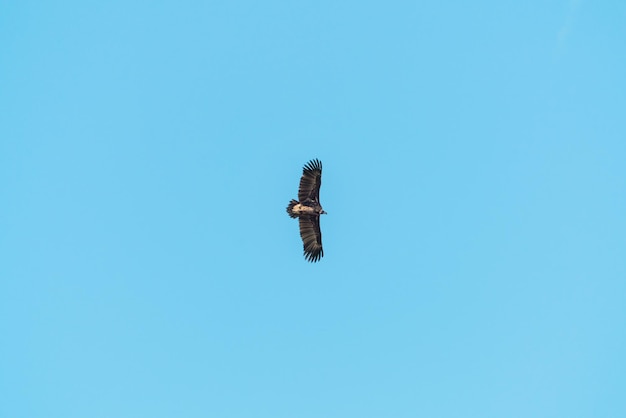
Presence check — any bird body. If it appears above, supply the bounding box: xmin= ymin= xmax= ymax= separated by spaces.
xmin=286 ymin=159 xmax=326 ymax=262
xmin=286 ymin=200 xmax=323 ymax=218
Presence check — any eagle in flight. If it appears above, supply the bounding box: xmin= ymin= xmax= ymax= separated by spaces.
xmin=286 ymin=159 xmax=326 ymax=262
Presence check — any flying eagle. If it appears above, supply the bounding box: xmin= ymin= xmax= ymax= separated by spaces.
xmin=286 ymin=159 xmax=326 ymax=262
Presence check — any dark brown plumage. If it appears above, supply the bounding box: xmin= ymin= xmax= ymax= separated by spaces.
xmin=286 ymin=159 xmax=326 ymax=262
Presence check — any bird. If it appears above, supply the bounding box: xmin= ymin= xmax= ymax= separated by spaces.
xmin=286 ymin=159 xmax=326 ymax=262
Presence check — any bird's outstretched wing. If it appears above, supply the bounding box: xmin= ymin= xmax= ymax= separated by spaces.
xmin=298 ymin=159 xmax=322 ymax=202
xmin=298 ymin=215 xmax=324 ymax=262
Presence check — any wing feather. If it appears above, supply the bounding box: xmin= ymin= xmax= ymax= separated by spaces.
xmin=297 ymin=159 xmax=322 ymax=202
xmin=298 ymin=215 xmax=324 ymax=262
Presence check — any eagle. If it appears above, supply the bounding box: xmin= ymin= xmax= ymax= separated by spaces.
xmin=286 ymin=159 xmax=326 ymax=262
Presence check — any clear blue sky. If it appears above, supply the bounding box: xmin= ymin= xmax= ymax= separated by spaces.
xmin=1 ymin=1 xmax=625 ymax=417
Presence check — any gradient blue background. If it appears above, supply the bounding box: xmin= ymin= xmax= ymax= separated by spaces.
xmin=1 ymin=1 xmax=625 ymax=417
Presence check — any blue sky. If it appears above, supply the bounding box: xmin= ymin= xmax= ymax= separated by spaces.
xmin=1 ymin=1 xmax=625 ymax=417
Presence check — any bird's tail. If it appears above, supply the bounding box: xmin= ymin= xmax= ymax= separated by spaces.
xmin=286 ymin=200 xmax=299 ymax=218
